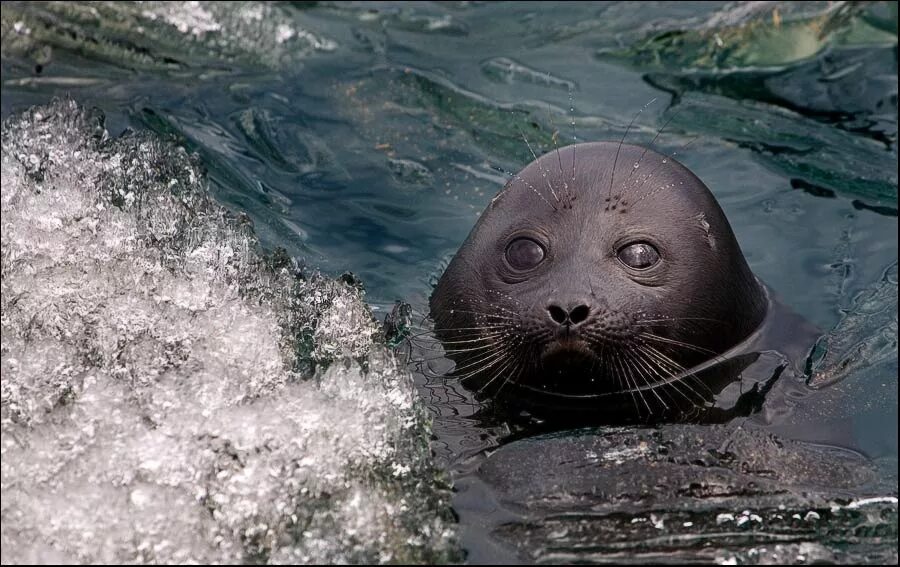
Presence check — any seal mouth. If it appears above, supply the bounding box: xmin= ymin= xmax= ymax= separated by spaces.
xmin=519 ymin=319 xmax=771 ymax=402
xmin=534 ymin=338 xmax=619 ymax=395
xmin=542 ymin=335 xmax=593 ymax=360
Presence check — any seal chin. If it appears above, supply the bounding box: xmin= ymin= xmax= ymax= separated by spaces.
xmin=535 ymin=338 xmax=619 ymax=395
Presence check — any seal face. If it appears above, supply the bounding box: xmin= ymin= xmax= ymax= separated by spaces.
xmin=429 ymin=142 xmax=768 ymax=419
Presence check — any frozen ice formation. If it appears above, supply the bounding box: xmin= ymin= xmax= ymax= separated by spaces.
xmin=0 ymin=99 xmax=458 ymax=564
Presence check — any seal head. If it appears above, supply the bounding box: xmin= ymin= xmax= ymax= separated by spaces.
xmin=429 ymin=142 xmax=767 ymax=419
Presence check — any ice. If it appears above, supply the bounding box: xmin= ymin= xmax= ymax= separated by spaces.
xmin=1 ymin=99 xmax=458 ymax=564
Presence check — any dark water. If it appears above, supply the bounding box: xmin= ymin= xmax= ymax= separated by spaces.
xmin=2 ymin=1 xmax=897 ymax=563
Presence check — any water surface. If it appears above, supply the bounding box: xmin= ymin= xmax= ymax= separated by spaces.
xmin=2 ymin=1 xmax=897 ymax=563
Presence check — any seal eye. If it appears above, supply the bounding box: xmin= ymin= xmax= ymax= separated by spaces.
xmin=505 ymin=237 xmax=545 ymax=271
xmin=617 ymin=242 xmax=660 ymax=270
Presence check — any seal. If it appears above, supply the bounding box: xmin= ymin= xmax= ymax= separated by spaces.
xmin=429 ymin=141 xmax=774 ymax=422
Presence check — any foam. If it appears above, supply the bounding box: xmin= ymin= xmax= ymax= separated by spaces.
xmin=0 ymin=99 xmax=458 ymax=564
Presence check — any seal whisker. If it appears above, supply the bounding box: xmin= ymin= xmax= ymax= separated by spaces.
xmin=406 ymin=327 xmax=507 ymax=340
xmin=622 ymin=352 xmax=666 ymax=416
xmin=629 ymin=135 xmax=702 ymax=207
xmin=435 ymin=330 xmax=508 ymax=348
xmin=602 ymin=342 xmax=642 ymax=417
xmin=638 ymin=344 xmax=714 ymax=399
xmin=425 ymin=342 xmax=506 ymax=355
xmin=567 ymin=85 xmax=578 ymax=189
xmin=409 ymin=324 xmax=506 ymax=336
xmin=451 ymin=339 xmax=518 ymax=379
xmin=492 ymin=357 xmax=524 ymax=398
xmin=616 ymin=346 xmax=652 ymax=418
xmin=635 ymin=348 xmax=694 ymax=408
xmin=411 ymin=351 xmax=488 ymax=364
xmin=467 ymin=300 xmax=523 ymax=315
xmin=479 ymin=348 xmax=526 ymax=396
xmin=633 ymin=345 xmax=693 ymax=400
xmin=636 ymin=316 xmax=726 ymax=325
xmin=653 ymin=347 xmax=736 ymax=400
xmin=608 ymin=98 xmax=657 ymax=206
xmin=614 ymin=351 xmax=653 ymax=415
xmin=453 ymin=351 xmax=513 ymax=383
xmin=638 ymin=332 xmax=717 ymax=355
xmin=444 ymin=309 xmax=518 ymax=321
xmin=580 ymin=330 xmax=640 ymax=407
xmin=623 ymin=349 xmax=670 ymax=410
xmin=428 ymin=320 xmax=509 ymax=329
xmin=643 ymin=343 xmax=725 ymax=384
xmin=636 ymin=342 xmax=687 ymax=375
xmin=405 ymin=341 xmax=484 ymax=356
xmin=489 ymin=162 xmax=559 ymax=212
xmin=633 ymin=346 xmax=703 ymax=407
xmin=622 ymin=109 xmax=681 ymax=198
xmin=407 ymin=336 xmax=502 ymax=353
xmin=475 ymin=351 xmax=518 ymax=394
xmin=543 ymin=98 xmax=571 ymax=206
xmin=659 ymin=371 xmax=711 ymax=409
xmin=414 ymin=333 xmax=508 ymax=347
xmin=490 ymin=164 xmax=515 ymax=183
xmin=407 ymin=322 xmax=508 ymax=335
xmin=512 ymin=170 xmax=558 ymax=211
xmin=518 ymin=128 xmax=561 ymax=205
xmin=673 ymin=372 xmax=716 ymax=405
xmin=483 ymin=289 xmax=526 ymax=307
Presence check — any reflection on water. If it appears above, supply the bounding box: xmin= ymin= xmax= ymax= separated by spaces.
xmin=2 ymin=1 xmax=897 ymax=564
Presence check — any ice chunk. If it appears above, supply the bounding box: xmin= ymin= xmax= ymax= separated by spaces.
xmin=1 ymin=99 xmax=458 ymax=564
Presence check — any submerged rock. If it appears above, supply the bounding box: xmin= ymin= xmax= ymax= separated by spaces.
xmin=0 ymin=1 xmax=335 ymax=72
xmin=470 ymin=424 xmax=897 ymax=564
xmin=0 ymin=99 xmax=459 ymax=564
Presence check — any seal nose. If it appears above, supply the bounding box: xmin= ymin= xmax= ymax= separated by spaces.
xmin=547 ymin=303 xmax=591 ymax=326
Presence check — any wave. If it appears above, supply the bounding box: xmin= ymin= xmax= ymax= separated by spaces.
xmin=0 ymin=99 xmax=459 ymax=564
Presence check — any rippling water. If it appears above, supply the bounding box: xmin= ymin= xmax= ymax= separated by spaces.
xmin=2 ymin=1 xmax=897 ymax=564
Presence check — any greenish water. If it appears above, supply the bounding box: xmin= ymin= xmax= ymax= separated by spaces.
xmin=2 ymin=1 xmax=897 ymax=564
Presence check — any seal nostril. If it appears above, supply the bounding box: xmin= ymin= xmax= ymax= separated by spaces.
xmin=548 ymin=305 xmax=568 ymax=325
xmin=569 ymin=305 xmax=590 ymax=325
